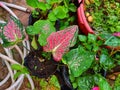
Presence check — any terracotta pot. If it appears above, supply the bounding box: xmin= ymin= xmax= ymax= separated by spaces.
xmin=77 ymin=0 xmax=94 ymax=35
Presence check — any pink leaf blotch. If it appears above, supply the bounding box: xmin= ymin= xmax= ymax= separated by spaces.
xmin=3 ymin=19 xmax=22 ymax=42
xmin=92 ymin=86 xmax=100 ymax=90
xmin=113 ymin=32 xmax=120 ymax=37
xmin=43 ymin=25 xmax=78 ymax=61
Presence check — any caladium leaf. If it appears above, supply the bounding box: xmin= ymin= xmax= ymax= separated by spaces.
xmin=43 ymin=25 xmax=78 ymax=61
xmin=104 ymin=36 xmax=120 ymax=47
xmin=94 ymin=74 xmax=112 ymax=90
xmin=26 ymin=20 xmax=56 ymax=46
xmin=77 ymin=75 xmax=94 ymax=90
xmin=0 ymin=16 xmax=25 ymax=47
xmin=113 ymin=32 xmax=120 ymax=37
xmin=100 ymin=54 xmax=115 ymax=70
xmin=36 ymin=20 xmax=56 ymax=46
xmin=63 ymin=46 xmax=95 ymax=77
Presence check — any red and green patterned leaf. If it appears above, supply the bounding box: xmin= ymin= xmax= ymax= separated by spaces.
xmin=0 ymin=16 xmax=25 ymax=47
xmin=43 ymin=25 xmax=78 ymax=61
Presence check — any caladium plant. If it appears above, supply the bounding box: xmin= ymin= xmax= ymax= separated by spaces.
xmin=43 ymin=25 xmax=78 ymax=61
xmin=0 ymin=16 xmax=25 ymax=47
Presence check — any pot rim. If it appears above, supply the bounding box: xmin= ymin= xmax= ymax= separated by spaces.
xmin=77 ymin=0 xmax=94 ymax=35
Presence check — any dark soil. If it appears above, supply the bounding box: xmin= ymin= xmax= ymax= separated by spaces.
xmin=24 ymin=50 xmax=58 ymax=78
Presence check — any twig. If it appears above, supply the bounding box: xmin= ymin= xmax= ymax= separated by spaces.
xmin=3 ymin=48 xmax=15 ymax=90
xmin=16 ymin=78 xmax=24 ymax=90
xmin=4 ymin=48 xmax=13 ymax=59
xmin=0 ymin=1 xmax=31 ymax=13
xmin=0 ymin=20 xmax=6 ymax=23
xmin=26 ymin=74 xmax=35 ymax=90
xmin=22 ymin=40 xmax=31 ymax=57
xmin=0 ymin=53 xmax=19 ymax=64
xmin=6 ymin=74 xmax=24 ymax=90
xmin=0 ymin=2 xmax=17 ymax=18
xmin=4 ymin=60 xmax=15 ymax=85
xmin=0 ymin=72 xmax=10 ymax=86
xmin=14 ymin=45 xmax=24 ymax=60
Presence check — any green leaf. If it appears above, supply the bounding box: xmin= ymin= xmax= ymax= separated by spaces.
xmin=21 ymin=67 xmax=29 ymax=74
xmin=11 ymin=64 xmax=29 ymax=74
xmin=69 ymin=75 xmax=75 ymax=82
xmin=94 ymin=74 xmax=112 ymax=90
xmin=48 ymin=12 xmax=57 ymax=21
xmin=93 ymin=45 xmax=99 ymax=52
xmin=100 ymin=54 xmax=115 ymax=70
xmin=104 ymin=36 xmax=120 ymax=47
xmin=35 ymin=20 xmax=55 ymax=46
xmin=114 ymin=74 xmax=120 ymax=90
xmin=63 ymin=46 xmax=95 ymax=77
xmin=53 ymin=6 xmax=68 ymax=19
xmin=63 ymin=0 xmax=69 ymax=7
xmin=26 ymin=0 xmax=39 ymax=8
xmin=26 ymin=0 xmax=47 ymax=11
xmin=46 ymin=0 xmax=63 ymax=4
xmin=88 ymin=34 xmax=97 ymax=43
xmin=72 ymin=82 xmax=77 ymax=89
xmin=26 ymin=26 xmax=40 ymax=35
xmin=14 ymin=71 xmax=23 ymax=80
xmin=78 ymin=35 xmax=87 ymax=42
xmin=37 ymin=2 xmax=47 ymax=11
xmin=68 ymin=16 xmax=76 ymax=22
xmin=49 ymin=75 xmax=60 ymax=89
xmin=77 ymin=75 xmax=94 ymax=90
xmin=31 ymin=36 xmax=38 ymax=50
xmin=40 ymin=79 xmax=48 ymax=87
xmin=68 ymin=3 xmax=77 ymax=12
xmin=11 ymin=64 xmax=22 ymax=71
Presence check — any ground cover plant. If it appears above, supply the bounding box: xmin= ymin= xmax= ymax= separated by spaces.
xmin=62 ymin=33 xmax=120 ymax=90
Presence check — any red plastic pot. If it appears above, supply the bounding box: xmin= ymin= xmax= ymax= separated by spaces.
xmin=77 ymin=0 xmax=94 ymax=35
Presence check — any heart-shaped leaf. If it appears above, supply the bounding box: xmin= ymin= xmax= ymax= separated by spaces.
xmin=0 ymin=16 xmax=25 ymax=47
xmin=26 ymin=20 xmax=56 ymax=46
xmin=37 ymin=20 xmax=56 ymax=46
xmin=43 ymin=25 xmax=78 ymax=61
xmin=63 ymin=46 xmax=95 ymax=77
xmin=53 ymin=6 xmax=68 ymax=19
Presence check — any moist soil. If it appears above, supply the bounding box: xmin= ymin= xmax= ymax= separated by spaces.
xmin=24 ymin=50 xmax=58 ymax=78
